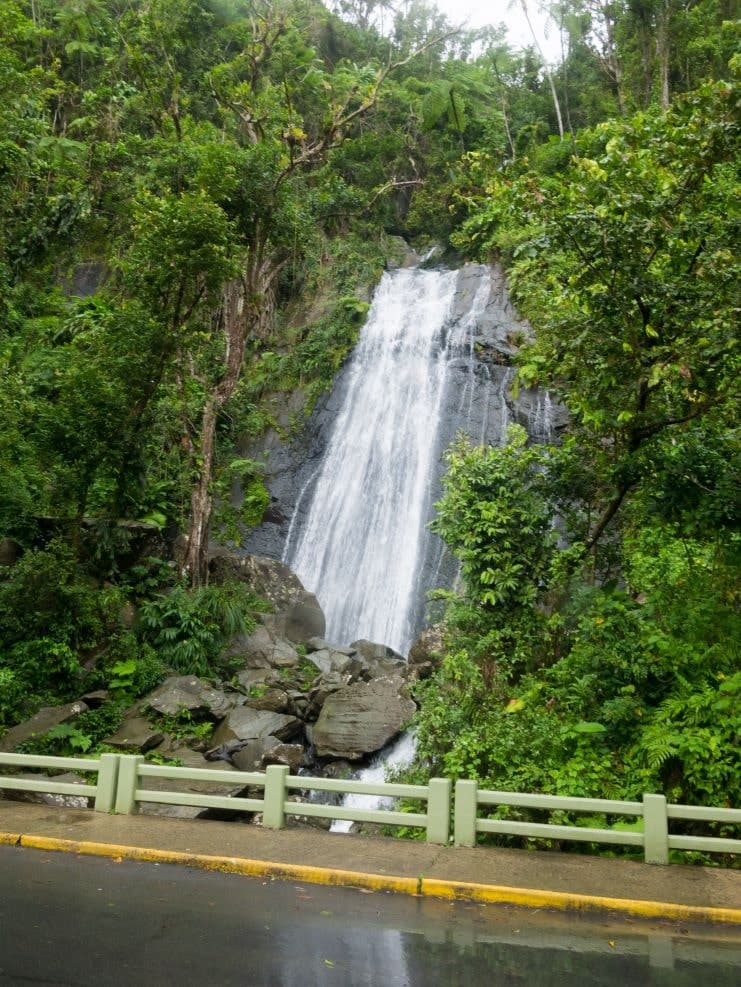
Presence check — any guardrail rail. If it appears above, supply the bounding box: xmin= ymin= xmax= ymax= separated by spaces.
xmin=1 ymin=752 xmax=738 ymax=863
xmin=453 ymin=780 xmax=741 ymax=864
xmin=0 ymin=751 xmax=118 ymax=813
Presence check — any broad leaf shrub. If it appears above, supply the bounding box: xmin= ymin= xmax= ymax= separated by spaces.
xmin=139 ymin=581 xmax=264 ymax=678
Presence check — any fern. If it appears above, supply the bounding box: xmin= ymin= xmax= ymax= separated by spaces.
xmin=421 ymin=80 xmax=453 ymax=131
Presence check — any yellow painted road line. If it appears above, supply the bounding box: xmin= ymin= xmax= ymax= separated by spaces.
xmin=420 ymin=877 xmax=741 ymax=925
xmin=5 ymin=832 xmax=741 ymax=926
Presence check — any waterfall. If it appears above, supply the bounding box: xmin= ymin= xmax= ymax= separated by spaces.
xmin=531 ymin=390 xmax=554 ymax=441
xmin=279 ymin=264 xmax=523 ymax=834
xmin=330 ymin=732 xmax=417 ymax=834
xmin=285 ymin=267 xmax=461 ymax=655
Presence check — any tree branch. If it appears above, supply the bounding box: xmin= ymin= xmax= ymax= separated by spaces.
xmin=276 ymin=30 xmax=459 ymax=184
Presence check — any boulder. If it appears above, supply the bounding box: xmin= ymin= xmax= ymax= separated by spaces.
xmin=306 ymin=637 xmax=356 ymax=656
xmin=231 ymin=736 xmax=281 ymax=771
xmin=143 ymin=676 xmax=236 ymax=719
xmin=222 ymin=626 xmax=298 ymax=669
xmin=0 ymin=701 xmax=89 ymax=752
xmin=264 ymin=594 xmax=326 ymax=644
xmin=311 ymin=677 xmax=416 ymax=760
xmin=80 ymin=689 xmax=109 ymax=708
xmin=360 ymin=656 xmax=409 ymax=682
xmin=210 ymin=707 xmax=301 ymax=746
xmin=306 ymin=672 xmax=351 ymax=719
xmin=103 ymin=716 xmax=164 ymax=753
xmin=408 ymin=624 xmax=445 ymax=665
xmin=244 ymin=688 xmax=290 ymax=713
xmin=350 ymin=640 xmax=404 ymax=663
xmin=235 ymin=667 xmax=279 ymax=691
xmin=221 ymin=631 xmax=269 ymax=669
xmin=271 ymin=638 xmax=301 ymax=667
xmin=261 ymin=744 xmax=306 ymax=772
xmin=345 ymin=639 xmax=409 ymax=681
xmin=306 ymin=648 xmax=361 ymax=678
xmin=209 ymin=552 xmax=306 ymax=612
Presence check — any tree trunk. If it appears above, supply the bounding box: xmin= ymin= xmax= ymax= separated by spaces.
xmin=519 ymin=0 xmax=564 ymax=138
xmin=183 ymin=398 xmax=217 ymax=587
xmin=181 ymin=257 xmax=279 ymax=588
xmin=598 ymin=1 xmax=625 ymax=115
xmin=656 ymin=2 xmax=670 ymax=109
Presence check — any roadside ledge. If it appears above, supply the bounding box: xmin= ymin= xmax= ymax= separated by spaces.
xmin=9 ymin=830 xmax=741 ymax=926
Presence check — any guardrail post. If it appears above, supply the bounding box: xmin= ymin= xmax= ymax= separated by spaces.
xmin=643 ymin=793 xmax=669 ymax=864
xmin=114 ymin=755 xmax=143 ymax=815
xmin=262 ymin=765 xmax=289 ymax=829
xmin=426 ymin=778 xmax=452 ymax=844
xmin=93 ymin=754 xmax=119 ymax=813
xmin=454 ymin=780 xmax=478 ymax=847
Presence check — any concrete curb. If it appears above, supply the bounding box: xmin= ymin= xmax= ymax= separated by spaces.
xmin=5 ymin=831 xmax=740 ymax=925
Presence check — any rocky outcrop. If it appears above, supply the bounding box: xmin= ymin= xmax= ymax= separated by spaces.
xmin=212 ymin=551 xmax=326 ymax=646
xmin=407 ymin=624 xmax=445 ymax=680
xmin=311 ymin=677 xmax=416 ymax=760
xmin=209 ymin=552 xmax=305 ymax=611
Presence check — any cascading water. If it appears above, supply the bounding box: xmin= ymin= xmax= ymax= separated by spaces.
xmin=531 ymin=390 xmax=554 ymax=441
xmin=277 ymin=263 xmax=535 ymax=833
xmin=284 ymin=266 xmax=461 ymax=655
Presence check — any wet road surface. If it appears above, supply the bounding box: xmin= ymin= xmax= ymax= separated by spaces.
xmin=0 ymin=845 xmax=739 ymax=986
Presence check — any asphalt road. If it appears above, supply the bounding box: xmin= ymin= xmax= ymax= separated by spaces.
xmin=0 ymin=846 xmax=739 ymax=986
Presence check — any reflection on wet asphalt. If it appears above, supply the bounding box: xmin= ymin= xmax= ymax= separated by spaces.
xmin=0 ymin=845 xmax=739 ymax=986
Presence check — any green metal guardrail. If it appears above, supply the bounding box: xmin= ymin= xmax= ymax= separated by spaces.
xmin=0 ymin=751 xmax=118 ymax=813
xmin=1 ymin=751 xmax=739 ymax=862
xmin=453 ymin=781 xmax=741 ymax=863
xmin=112 ymin=756 xmax=450 ymax=843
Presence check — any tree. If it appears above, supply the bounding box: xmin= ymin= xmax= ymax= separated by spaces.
xmin=455 ymin=77 xmax=739 ymax=553
xmin=516 ymin=0 xmax=566 ymax=136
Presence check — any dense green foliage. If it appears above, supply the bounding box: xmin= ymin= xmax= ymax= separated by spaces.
xmin=413 ymin=66 xmax=740 ymax=825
